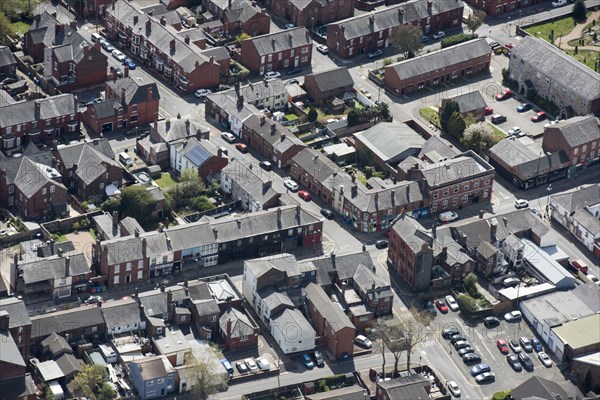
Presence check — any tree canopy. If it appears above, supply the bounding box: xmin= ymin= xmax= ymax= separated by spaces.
xmin=462 ymin=122 xmax=496 ymax=154
xmin=447 ymin=112 xmax=467 ymax=138
xmin=389 ymin=24 xmax=424 ymax=59
xmin=439 ymin=100 xmax=460 ymax=132
xmin=71 ymin=364 xmax=115 ymax=400
xmin=465 ymin=11 xmax=486 ymax=35
xmin=572 ymin=0 xmax=586 ymax=21
xmin=120 ymin=186 xmax=159 ymax=227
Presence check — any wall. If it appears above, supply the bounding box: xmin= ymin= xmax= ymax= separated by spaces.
xmin=41 ymin=210 xmax=103 ymax=233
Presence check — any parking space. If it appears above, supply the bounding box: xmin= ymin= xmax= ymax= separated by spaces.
xmin=483 ymin=91 xmax=551 ymax=137
xmin=432 ymin=305 xmax=568 ymax=392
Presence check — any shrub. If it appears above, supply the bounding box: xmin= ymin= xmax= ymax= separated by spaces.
xmin=307 ymin=108 xmax=318 ymax=122
xmin=456 ymin=294 xmax=478 ymax=313
xmin=441 ymin=33 xmax=478 ymax=48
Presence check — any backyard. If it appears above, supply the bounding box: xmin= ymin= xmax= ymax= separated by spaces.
xmin=155 ymin=172 xmax=177 ymax=189
xmin=10 ymin=21 xmax=30 ymax=35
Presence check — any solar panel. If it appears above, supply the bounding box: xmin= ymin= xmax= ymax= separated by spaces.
xmin=185 ymin=145 xmax=210 ymax=167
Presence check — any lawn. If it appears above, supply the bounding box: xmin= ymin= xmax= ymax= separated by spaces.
xmin=488 ymin=124 xmax=506 ymax=143
xmin=284 ymin=113 xmax=299 ymax=121
xmin=419 ymin=107 xmax=440 ymax=126
xmin=11 ymin=21 xmax=31 ymax=35
xmin=88 ymin=228 xmax=96 ymax=240
xmin=52 ymin=234 xmax=69 ymax=243
xmin=356 ymin=174 xmax=367 ymax=185
xmin=562 ymin=49 xmax=599 ymax=70
xmin=155 ymin=173 xmax=177 ymax=189
xmin=525 ymin=13 xmax=590 ymax=44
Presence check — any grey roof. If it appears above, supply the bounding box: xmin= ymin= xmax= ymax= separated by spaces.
xmin=378 ymin=374 xmax=431 ymax=400
xmin=476 ymin=241 xmax=498 ymax=259
xmin=510 ymin=376 xmax=571 ymax=400
xmin=388 ymin=38 xmax=490 ymax=81
xmin=444 ymin=90 xmax=487 ymax=114
xmin=292 ymin=148 xmax=338 ymax=182
xmin=243 ymin=114 xmax=305 ymax=153
xmin=305 ymin=283 xmax=354 ymax=332
xmin=187 ymin=281 xmax=212 ymax=301
xmin=57 ymin=139 xmax=120 ymax=185
xmin=544 ymin=115 xmax=599 ymax=148
xmin=138 ymin=290 xmax=168 ymax=318
xmin=0 ymin=46 xmax=17 ymax=68
xmin=245 ymin=253 xmax=300 ymax=281
xmin=345 ymin=180 xmax=424 ymax=214
xmin=244 ymin=27 xmax=311 ymax=56
xmin=310 ymin=251 xmax=375 ymax=285
xmin=221 ymin=158 xmax=279 ymax=205
xmin=355 ymin=122 xmax=425 ymax=164
xmin=305 ymin=386 xmax=367 ymax=400
xmin=330 ymin=0 xmax=464 ymax=41
xmin=0 ymin=373 xmax=37 ymax=400
xmin=418 ymin=135 xmax=461 ymax=161
xmin=434 ymin=236 xmax=472 ymax=266
xmin=30 ymin=306 xmax=105 ymax=339
xmin=40 ymin=333 xmax=72 ymax=357
xmin=152 ymin=118 xmax=210 ymax=143
xmin=522 ymin=239 xmax=576 ymax=288
xmin=130 ymin=355 xmax=174 ymax=381
xmin=90 ymin=99 xmax=123 ymax=119
xmin=224 ymin=0 xmax=262 ymax=24
xmin=219 ymin=307 xmax=256 ymax=338
xmin=522 ymin=289 xmax=596 ymax=328
xmin=550 ymin=183 xmax=600 ymax=213
xmin=572 ymin=207 xmax=600 ymax=235
xmin=0 ymin=331 xmax=25 ymax=367
xmin=106 ymin=77 xmax=160 ymax=106
xmin=420 ymin=153 xmax=492 ymax=187
xmin=392 ymin=214 xmax=433 ymax=250
xmin=207 ymin=79 xmax=287 ymax=107
xmin=175 ymin=137 xmax=221 ymax=168
xmin=165 ymin=221 xmax=216 ymax=252
xmin=12 ymin=157 xmax=64 ymax=198
xmin=100 ymin=230 xmax=171 ymax=265
xmin=55 ymin=353 xmax=83 ymax=377
xmin=207 ymin=279 xmax=239 ymax=302
xmin=271 ymin=308 xmax=314 ymax=335
xmin=100 ymin=298 xmax=142 ymax=330
xmin=304 ymin=67 xmax=354 ymax=92
xmin=257 ymin=286 xmax=295 ymax=312
xmin=19 ymin=253 xmax=89 ymax=285
xmin=0 ymin=297 xmax=31 ymax=327
xmin=0 ymin=89 xmax=15 ymax=106
xmin=353 ymin=264 xmax=393 ymax=300
xmin=511 ymin=36 xmax=600 ymax=102
xmin=0 ymin=94 xmax=76 ymax=128
xmin=192 ymin=299 xmax=220 ymax=317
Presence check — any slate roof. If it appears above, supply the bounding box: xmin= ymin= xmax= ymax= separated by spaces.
xmin=0 ymin=297 xmax=31 ymax=327
xmin=271 ymin=308 xmax=314 ymax=335
xmin=219 ymin=307 xmax=256 ymax=338
xmin=545 ymin=115 xmax=600 ymax=148
xmin=221 ymin=159 xmax=279 ymax=205
xmin=152 ymin=118 xmax=210 ymax=143
xmin=192 ymin=299 xmax=220 ymax=317
xmin=305 ymin=283 xmax=354 ymax=332
xmin=377 ymin=374 xmax=431 ymax=400
xmin=345 ymin=180 xmax=424 ymax=214
xmin=19 ymin=253 xmax=89 ymax=285
xmin=418 ymin=135 xmax=461 ymax=161
xmin=433 ymin=236 xmax=472 ymax=266
xmin=391 ymin=214 xmax=433 ymax=249
xmin=309 ymin=251 xmax=375 ymax=285
xmin=174 ymin=137 xmax=221 ymax=168
xmin=57 ymin=139 xmax=121 ymax=185
xmin=0 ymin=374 xmax=37 ymax=400
xmin=0 ymin=93 xmax=76 ymax=127
xmin=106 ymin=77 xmax=160 ymax=106
xmin=100 ymin=298 xmax=142 ymax=330
xmin=420 ymin=153 xmax=492 ymax=187
xmin=243 ymin=114 xmax=305 ymax=153
xmin=258 ymin=286 xmax=294 ymax=312
xmin=138 ymin=290 xmax=168 ymax=318
xmin=224 ymin=0 xmax=262 ymax=24
xmin=0 ymin=46 xmax=17 ymax=68
xmin=166 ymin=222 xmax=216 ymax=252
xmin=40 ymin=333 xmax=72 ymax=357
xmin=292 ymin=147 xmax=338 ymax=182
xmin=100 ymin=230 xmax=171 ymax=265
xmin=0 ymin=330 xmax=25 ymax=367
xmin=511 ymin=35 xmax=600 ymax=102
xmin=305 ymin=67 xmax=354 ymax=92
xmin=0 ymin=89 xmax=15 ymax=106
xmin=244 ymin=27 xmax=311 ymax=56
xmin=245 ymin=253 xmax=300 ymax=281
xmin=355 ymin=122 xmax=425 ymax=164
xmin=510 ymin=376 xmax=571 ymax=400
xmin=56 ymin=353 xmax=84 ymax=377
xmin=476 ymin=241 xmax=498 ymax=259
xmin=388 ymin=38 xmax=490 ymax=81
xmin=131 ymin=355 xmax=174 ymax=381
xmin=187 ymin=280 xmax=212 ymax=301
xmin=30 ymin=306 xmax=105 ymax=339
xmin=330 ymin=0 xmax=464 ymax=41
xmin=550 ymin=183 xmax=600 ymax=213
xmin=444 ymin=90 xmax=487 ymax=114
xmin=353 ymin=265 xmax=393 ymax=301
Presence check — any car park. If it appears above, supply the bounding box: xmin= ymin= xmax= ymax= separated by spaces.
xmin=447 ymin=381 xmax=461 ymax=397
xmin=514 ymin=199 xmax=529 ymax=209
xmin=518 ymin=353 xmax=534 ymax=371
xmin=470 ymin=363 xmax=491 ymax=376
xmin=435 ymin=299 xmax=449 ymax=313
xmin=507 ymin=354 xmax=523 ymax=371
xmin=509 ymin=340 xmax=522 ymax=353
xmin=497 ymin=339 xmax=509 ymax=354
xmin=421 ymin=35 xmax=430 ymax=43
xmin=221 ymin=132 xmax=236 ymax=143
xmin=236 ymin=361 xmax=249 ymax=374
xmin=463 ymin=353 xmax=481 ymax=364
xmin=531 ymin=111 xmax=547 ymax=122
xmin=520 ymin=337 xmax=533 ymax=353
xmin=355 ymin=335 xmax=373 ymax=348
xmin=367 ymin=49 xmax=383 ymax=58
xmin=453 ymin=340 xmax=470 ymax=350
xmin=301 ymin=354 xmax=314 ymax=369
xmin=531 ymin=338 xmax=543 ymax=352
xmin=284 ymin=179 xmax=299 ymax=191
xmin=320 ymin=208 xmax=334 ymax=219
xmin=516 ymin=103 xmax=532 ymax=112
xmin=495 ymin=89 xmax=513 ymax=101
xmin=438 ymin=211 xmax=459 ymax=223
xmin=484 ymin=106 xmax=494 ymax=115
xmin=458 ymin=347 xmax=475 ymax=356
xmin=433 ymin=31 xmax=445 ymax=39
xmin=314 ymin=351 xmax=325 ymax=367
xmin=450 ymin=334 xmax=467 ymax=344
xmin=375 ymin=239 xmax=388 ymax=249
xmin=505 ymin=310 xmax=522 ymax=322
xmin=245 ymin=358 xmax=258 ymax=373
xmin=475 ymin=372 xmax=495 ymax=384
xmin=445 ymin=295 xmax=459 ymax=311
xmin=442 ymin=327 xmax=460 ymax=339
xmin=484 ymin=316 xmax=500 ymax=328
xmin=298 ymin=190 xmax=311 ymax=201
xmin=256 ymin=357 xmax=271 ymax=371
xmin=491 ymin=114 xmax=507 ymax=124
xmin=316 ymin=44 xmax=329 ymax=54
xmin=538 ymin=352 xmax=552 ymax=367
xmin=259 ymin=161 xmax=273 ymax=171
xmin=265 ymin=71 xmax=281 ymax=80
xmin=235 ymin=143 xmax=248 ymax=153
xmin=195 ymin=89 xmax=212 ymax=98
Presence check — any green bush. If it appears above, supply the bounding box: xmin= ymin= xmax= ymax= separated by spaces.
xmin=456 ymin=293 xmax=478 ymax=313
xmin=441 ymin=33 xmax=478 ymax=48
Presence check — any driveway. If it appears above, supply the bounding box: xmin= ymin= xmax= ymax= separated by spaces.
xmin=65 ymin=231 xmax=96 ymax=262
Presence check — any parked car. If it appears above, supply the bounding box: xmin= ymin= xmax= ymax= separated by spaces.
xmin=221 ymin=132 xmax=236 ymax=143
xmin=484 ymin=106 xmax=494 ymax=116
xmin=320 ymin=208 xmax=334 ymax=219
xmin=551 ymin=0 xmax=567 ymax=7
xmin=285 ymin=23 xmax=295 ymax=29
xmin=256 ymin=357 xmax=271 ymax=371
xmin=514 ymin=199 xmax=529 ymax=209
xmin=496 ymin=339 xmax=509 ymax=354
xmin=367 ymin=49 xmax=383 ymax=58
xmin=505 ymin=42 xmax=515 ymax=49
xmin=375 ymin=239 xmax=388 ymax=249
xmin=491 ymin=114 xmax=507 ymax=124
xmin=475 ymin=372 xmax=495 ymax=384
xmin=518 ymin=353 xmax=534 ymax=371
xmin=359 ymin=88 xmax=372 ymax=99
xmin=453 ymin=340 xmax=470 ymax=350
xmin=447 ymin=381 xmax=461 ymax=398
xmin=488 ymin=41 xmax=501 ymax=50
xmin=520 ymin=337 xmax=533 ymax=353
xmin=517 ymin=103 xmax=532 ymax=112
xmin=433 ymin=31 xmax=445 ymax=39
xmin=110 ymin=66 xmax=124 ymax=77
xmin=284 ymin=179 xmax=299 ymax=191
xmin=495 ymin=89 xmax=513 ymax=100
xmin=438 ymin=211 xmax=459 ymax=223
xmin=235 ymin=143 xmax=248 ymax=153
xmin=313 ymin=351 xmax=325 ymax=368
xmin=538 ymin=352 xmax=552 ymax=367
xmin=503 ymin=277 xmax=521 ymax=287
xmin=463 ymin=353 xmax=481 ymax=364
xmin=450 ymin=334 xmax=467 ymax=344
xmin=354 ymin=335 xmax=373 ymax=348
xmin=112 ymin=49 xmax=125 ymax=61
xmin=570 ymin=259 xmax=589 ymax=274
xmin=245 ymin=358 xmax=258 ymax=373
xmin=287 ymin=68 xmax=302 ymax=75
xmin=298 ymin=190 xmax=311 ymax=201
xmin=316 ymin=44 xmax=329 ymax=54
xmin=507 ymin=127 xmax=522 ymax=136
xmin=265 ymin=71 xmax=281 ymax=80
xmin=531 ymin=111 xmax=547 ymax=122
xmin=445 ymin=295 xmax=459 ymax=311
xmin=509 ymin=340 xmax=522 ymax=353
xmin=484 ymin=316 xmax=500 ymax=328
xmin=504 ymin=311 xmax=522 ymax=322
xmin=123 ymin=57 xmax=136 ymax=69
xmin=435 ymin=299 xmax=449 ymax=313
xmin=236 ymin=361 xmax=249 ymax=374
xmin=83 ymin=295 xmax=103 ymax=305
xmin=259 ymin=161 xmax=273 ymax=171
xmin=470 ymin=363 xmax=491 ymax=377
xmin=301 ymin=354 xmax=314 ymax=369
xmin=101 ymin=40 xmax=114 ymax=52
xmin=507 ymin=354 xmax=523 ymax=371
xmin=426 ymin=301 xmax=437 ymax=316
xmin=458 ymin=347 xmax=475 ymax=356
xmin=195 ymin=89 xmax=212 ymax=98
xmin=442 ymin=327 xmax=460 ymax=339
xmin=421 ymin=35 xmax=430 ymax=43
xmin=531 ymin=338 xmax=543 ymax=352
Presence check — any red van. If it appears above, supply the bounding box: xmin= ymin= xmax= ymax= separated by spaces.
xmin=570 ymin=259 xmax=589 ymax=274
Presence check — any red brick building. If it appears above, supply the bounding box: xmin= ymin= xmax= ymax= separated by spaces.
xmin=0 ymin=298 xmax=32 ymax=358
xmin=465 ymin=0 xmax=540 ymax=17
xmin=384 ymin=38 xmax=491 ymax=95
xmin=222 ymin=0 xmax=271 ymax=37
xmin=326 ymin=0 xmax=463 ymax=59
xmin=237 ymin=27 xmax=313 ymax=75
xmin=542 ymin=115 xmax=600 ymax=172
xmin=302 ymin=67 xmax=355 ymax=105
xmin=170 ymin=137 xmax=229 ymax=179
xmin=0 ymin=46 xmax=17 ymax=77
xmin=267 ymin=0 xmax=356 ymax=28
xmin=219 ymin=307 xmax=259 ymax=351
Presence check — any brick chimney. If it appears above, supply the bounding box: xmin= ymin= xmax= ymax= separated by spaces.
xmin=270 ymin=124 xmax=276 ymax=135
xmin=158 ymin=222 xmax=164 ymax=233
xmin=120 ymin=87 xmax=126 ymax=104
xmin=133 ymin=15 xmax=138 ymax=24
xmin=260 ymin=115 xmax=266 ymax=125
xmin=213 ymin=228 xmax=218 ymax=239
xmin=160 ymin=282 xmax=165 ymax=293
xmin=34 ymin=100 xmax=41 ymax=119
xmin=147 ymin=87 xmax=153 ymax=101
xmin=134 ymin=228 xmax=140 ymax=237
xmin=142 ymin=237 xmax=147 ymax=256
xmin=161 ymin=17 xmax=167 ymax=26
xmin=112 ymin=211 xmax=119 ymax=227
xmin=351 ymin=184 xmax=358 ymax=197
xmin=427 ymin=0 xmax=433 ymax=12
xmin=170 ymin=39 xmax=175 ymax=51
xmin=479 ymin=209 xmax=485 ymax=219
xmin=82 ymin=43 xmax=90 ymax=56
xmin=65 ymin=257 xmax=70 ymax=277
xmin=490 ymin=219 xmax=498 ymax=238
xmin=0 ymin=311 xmax=9 ymax=331
xmin=184 ymin=35 xmax=190 ymax=44
xmin=218 ymin=148 xmax=223 ymax=158
xmin=146 ymin=18 xmax=151 ymax=32
xmin=226 ymin=318 xmax=232 ymax=336
xmin=69 ymin=21 xmax=77 ymax=30
xmin=277 ymin=207 xmax=282 ymax=224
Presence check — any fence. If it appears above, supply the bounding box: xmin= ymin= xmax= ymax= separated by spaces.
xmin=41 ymin=210 xmax=104 ymax=233
xmin=183 ymin=200 xmax=241 ymax=223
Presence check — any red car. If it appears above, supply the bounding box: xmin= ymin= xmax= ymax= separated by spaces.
xmin=505 ymin=42 xmax=514 ymax=49
xmin=235 ymin=143 xmax=248 ymax=153
xmin=531 ymin=111 xmax=547 ymax=122
xmin=298 ymin=190 xmax=311 ymax=201
xmin=497 ymin=339 xmax=509 ymax=354
xmin=496 ymin=89 xmax=513 ymax=101
xmin=435 ymin=299 xmax=449 ymax=313
xmin=484 ymin=106 xmax=494 ymax=116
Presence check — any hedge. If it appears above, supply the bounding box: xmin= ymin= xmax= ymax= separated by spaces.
xmin=441 ymin=33 xmax=478 ymax=48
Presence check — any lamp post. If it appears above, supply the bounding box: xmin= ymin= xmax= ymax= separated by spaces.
xmin=507 ymin=16 xmax=511 ymax=37
xmin=545 ymin=184 xmax=552 ymax=220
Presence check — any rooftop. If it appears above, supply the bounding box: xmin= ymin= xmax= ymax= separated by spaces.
xmin=553 ymin=314 xmax=600 ymax=350
xmin=354 ymin=122 xmax=425 ymax=164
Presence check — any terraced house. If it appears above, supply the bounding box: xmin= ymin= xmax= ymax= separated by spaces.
xmin=105 ymin=0 xmax=225 ymax=93
xmin=326 ymin=0 xmax=464 ymax=58
xmin=267 ymin=0 xmax=356 ymax=28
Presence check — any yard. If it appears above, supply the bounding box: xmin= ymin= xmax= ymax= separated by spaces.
xmin=155 ymin=172 xmax=177 ymax=189
xmin=419 ymin=107 xmax=440 ymax=127
xmin=562 ymin=49 xmax=599 ymax=70
xmin=487 ymin=124 xmax=506 ymax=143
xmin=525 ymin=14 xmax=588 ymax=43
xmin=11 ymin=21 xmax=31 ymax=35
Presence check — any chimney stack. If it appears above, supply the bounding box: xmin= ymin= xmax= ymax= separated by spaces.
xmin=161 ymin=16 xmax=167 ymax=26
xmin=147 ymin=88 xmax=153 ymax=101
xmin=226 ymin=318 xmax=232 ymax=335
xmin=146 ymin=18 xmax=151 ymax=32
xmin=57 ymin=247 xmax=64 ymax=258
xmin=65 ymin=257 xmax=70 ymax=277
xmin=479 ymin=209 xmax=485 ymax=219
xmin=34 ymin=100 xmax=41 ymax=118
xmin=427 ymin=0 xmax=433 ymax=11
xmin=170 ymin=39 xmax=175 ymax=51
xmin=134 ymin=228 xmax=140 ymax=237
xmin=120 ymin=87 xmax=126 ymax=103
xmin=0 ymin=311 xmax=9 ymax=331
xmin=362 ymin=243 xmax=367 ymax=252
xmin=184 ymin=35 xmax=190 ymax=44
xmin=142 ymin=237 xmax=147 ymax=255
xmin=158 ymin=222 xmax=164 ymax=233
xmin=160 ymin=282 xmax=165 ymax=292
xmin=502 ymin=217 xmax=508 ymax=226
xmin=277 ymin=208 xmax=282 ymax=224
xmin=213 ymin=228 xmax=218 ymax=239
xmin=112 ymin=211 xmax=119 ymax=227
xmin=260 ymin=115 xmax=266 ymax=125
xmin=442 ymin=246 xmax=448 ymax=259
xmin=351 ymin=184 xmax=358 ymax=197
xmin=351 ymin=175 xmax=356 ymax=184
xmin=133 ymin=15 xmax=138 ymax=24
xmin=296 ymin=204 xmax=301 ymax=218
xmin=218 ymin=148 xmax=223 ymax=158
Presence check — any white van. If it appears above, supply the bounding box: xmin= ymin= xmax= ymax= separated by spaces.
xmin=91 ymin=33 xmax=102 ymax=43
xmin=118 ymin=152 xmax=133 ymax=167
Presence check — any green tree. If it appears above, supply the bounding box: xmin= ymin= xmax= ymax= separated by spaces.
xmin=465 ymin=11 xmax=486 ymax=36
xmin=71 ymin=364 xmax=115 ymax=400
xmin=101 ymin=197 xmax=121 ymax=213
xmin=120 ymin=186 xmax=158 ymax=227
xmin=462 ymin=122 xmax=495 ymax=154
xmin=347 ymin=109 xmax=361 ymax=126
xmin=446 ymin=112 xmax=466 ymax=138
xmin=189 ymin=196 xmax=215 ymax=212
xmin=403 ymin=309 xmax=432 ymax=374
xmin=375 ymin=101 xmax=390 ymax=120
xmin=0 ymin=12 xmax=15 ymax=45
xmin=439 ymin=100 xmax=460 ymax=131
xmin=185 ymin=352 xmax=227 ymax=398
xmin=572 ymin=0 xmax=586 ymax=21
xmin=389 ymin=24 xmax=424 ymax=59
xmin=464 ymin=273 xmax=480 ymax=298
xmin=235 ymin=32 xmax=251 ymax=43
xmin=307 ymin=108 xmax=318 ymax=122
xmin=456 ymin=293 xmax=478 ymax=313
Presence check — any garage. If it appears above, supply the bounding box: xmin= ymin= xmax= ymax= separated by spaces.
xmin=101 ymin=122 xmax=113 ymax=133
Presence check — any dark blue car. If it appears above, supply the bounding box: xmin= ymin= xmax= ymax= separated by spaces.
xmin=531 ymin=338 xmax=543 ymax=352
xmin=421 ymin=35 xmax=430 ymax=43
xmin=123 ymin=57 xmax=136 ymax=70
xmin=516 ymin=103 xmax=532 ymax=112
